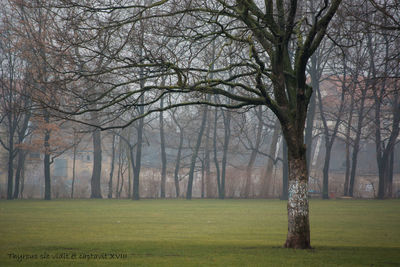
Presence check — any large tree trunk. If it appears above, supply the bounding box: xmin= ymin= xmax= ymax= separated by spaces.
xmin=281 ymin=139 xmax=289 ymax=200
xmin=284 ymin=151 xmax=311 ymax=249
xmin=90 ymin=128 xmax=102 ymax=198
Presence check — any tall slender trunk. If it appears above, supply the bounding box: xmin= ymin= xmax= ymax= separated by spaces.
xmin=220 ymin=109 xmax=231 ymax=199
xmin=7 ymin=133 xmax=14 ymax=200
xmin=322 ymin=144 xmax=333 ymax=199
xmin=44 ymin=129 xmax=51 ymax=200
xmin=71 ymin=141 xmax=77 ymax=199
xmin=244 ymin=107 xmax=263 ymax=198
xmin=118 ymin=159 xmax=125 ymax=198
xmin=344 ymin=95 xmax=354 ymax=196
xmin=344 ymin=142 xmax=351 ymax=196
xmin=317 ymin=58 xmax=346 ymax=199
xmin=173 ymin=126 xmax=183 ymax=198
xmin=386 ymin=150 xmax=394 ymax=197
xmin=14 ymin=151 xmax=26 ymax=199
xmin=305 ymin=54 xmax=318 ymax=172
xmin=213 ymin=107 xmax=221 ymax=198
xmin=133 ymin=18 xmax=145 ymax=201
xmin=14 ymin=111 xmax=30 ymax=199
xmin=201 ymin=155 xmax=205 ymax=198
xmin=204 ymin=117 xmax=211 ymax=198
xmin=129 ymin=145 xmax=136 ymax=197
xmin=348 ymin=138 xmax=360 ymax=197
xmin=160 ymin=98 xmax=167 ymax=198
xmin=244 ymin=158 xmax=255 ymax=198
xmin=348 ymin=93 xmax=366 ymax=197
xmin=127 ymin=149 xmax=132 ymax=199
xmin=133 ymin=110 xmax=144 ymax=200
xmin=20 ymin=167 xmax=25 ymax=199
xmin=262 ymin=120 xmax=280 ymax=198
xmin=90 ymin=127 xmax=102 ymax=198
xmin=116 ymin=146 xmax=122 ymax=198
xmin=186 ymin=105 xmax=208 ymax=200
xmin=108 ymin=134 xmax=116 ymax=199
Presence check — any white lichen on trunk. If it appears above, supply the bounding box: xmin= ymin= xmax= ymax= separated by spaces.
xmin=284 ymin=156 xmax=311 ymax=249
xmin=288 ymin=180 xmax=309 ymax=218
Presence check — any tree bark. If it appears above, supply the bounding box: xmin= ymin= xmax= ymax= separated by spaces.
xmin=281 ymin=139 xmax=289 ymax=201
xmin=284 ymin=152 xmax=311 ymax=249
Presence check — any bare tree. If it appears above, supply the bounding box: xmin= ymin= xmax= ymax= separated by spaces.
xmin=40 ymin=0 xmax=343 ymax=248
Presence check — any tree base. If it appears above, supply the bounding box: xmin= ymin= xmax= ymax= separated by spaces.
xmin=284 ymin=236 xmax=311 ymax=249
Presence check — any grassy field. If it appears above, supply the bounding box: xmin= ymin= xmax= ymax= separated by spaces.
xmin=0 ymin=199 xmax=399 ymax=266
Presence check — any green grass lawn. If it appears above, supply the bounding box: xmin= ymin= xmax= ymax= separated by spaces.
xmin=0 ymin=199 xmax=399 ymax=266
